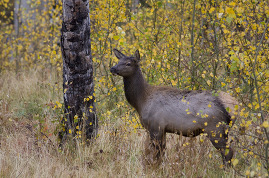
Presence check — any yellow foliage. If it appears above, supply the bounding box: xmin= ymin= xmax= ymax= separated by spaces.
xmin=0 ymin=0 xmax=268 ymax=175
xmin=261 ymin=121 xmax=269 ymax=128
xmin=232 ymin=158 xmax=239 ymax=166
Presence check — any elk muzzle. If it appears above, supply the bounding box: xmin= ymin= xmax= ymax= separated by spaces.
xmin=110 ymin=66 xmax=118 ymax=75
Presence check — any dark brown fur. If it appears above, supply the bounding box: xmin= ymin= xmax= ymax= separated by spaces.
xmin=111 ymin=49 xmax=238 ymax=166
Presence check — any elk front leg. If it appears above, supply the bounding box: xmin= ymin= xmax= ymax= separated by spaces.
xmin=144 ymin=130 xmax=166 ymax=165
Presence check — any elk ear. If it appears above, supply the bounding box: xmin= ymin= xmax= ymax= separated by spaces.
xmin=113 ymin=49 xmax=126 ymax=59
xmin=134 ymin=50 xmax=140 ymax=62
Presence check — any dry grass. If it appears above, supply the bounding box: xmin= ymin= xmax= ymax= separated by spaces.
xmin=0 ymin=70 xmax=266 ymax=177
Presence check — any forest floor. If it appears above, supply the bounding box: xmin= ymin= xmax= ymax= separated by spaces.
xmin=0 ymin=70 xmax=266 ymax=177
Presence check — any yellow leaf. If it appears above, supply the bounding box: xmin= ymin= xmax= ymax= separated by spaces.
xmin=226 ymin=7 xmax=235 ymax=15
xmin=209 ymin=7 xmax=215 ymax=14
xmin=56 ymin=101 xmax=62 ymax=108
xmin=234 ymin=105 xmax=239 ymax=111
xmin=209 ymin=154 xmax=212 ymax=158
xmin=235 ymin=87 xmax=241 ymax=93
xmin=18 ymin=45 xmax=23 ymax=51
xmin=266 ymin=9 xmax=269 ymax=17
xmin=229 ymin=2 xmax=236 ymax=6
xmin=261 ymin=121 xmax=269 ymax=128
xmin=113 ymin=35 xmax=120 ymax=40
xmin=236 ymin=7 xmax=244 ymax=14
xmin=232 ymin=158 xmax=239 ymax=166
xmin=171 ymin=80 xmax=177 ymax=86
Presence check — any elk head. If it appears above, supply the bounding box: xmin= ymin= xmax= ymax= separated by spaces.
xmin=110 ymin=49 xmax=141 ymax=77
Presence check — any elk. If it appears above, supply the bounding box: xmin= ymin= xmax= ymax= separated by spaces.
xmin=110 ymin=49 xmax=239 ymax=166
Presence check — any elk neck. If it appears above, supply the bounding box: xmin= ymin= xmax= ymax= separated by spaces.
xmin=123 ymin=68 xmax=149 ymax=113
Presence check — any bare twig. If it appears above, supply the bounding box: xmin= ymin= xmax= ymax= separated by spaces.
xmin=190 ymin=0 xmax=196 ymax=89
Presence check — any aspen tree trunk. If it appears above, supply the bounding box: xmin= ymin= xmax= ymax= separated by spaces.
xmin=60 ymin=0 xmax=98 ymax=144
xmin=13 ymin=0 xmax=44 ymax=73
xmin=132 ymin=0 xmax=139 ymax=11
xmin=14 ymin=0 xmax=21 ymax=74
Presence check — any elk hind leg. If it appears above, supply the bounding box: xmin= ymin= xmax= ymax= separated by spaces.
xmin=208 ymin=128 xmax=233 ymax=166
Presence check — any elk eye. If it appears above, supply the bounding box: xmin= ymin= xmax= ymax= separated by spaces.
xmin=126 ymin=63 xmax=131 ymax=66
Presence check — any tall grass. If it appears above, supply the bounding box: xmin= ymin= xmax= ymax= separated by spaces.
xmin=0 ymin=70 xmax=266 ymax=177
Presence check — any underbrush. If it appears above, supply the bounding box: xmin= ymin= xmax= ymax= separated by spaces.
xmin=0 ymin=70 xmax=267 ymax=177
